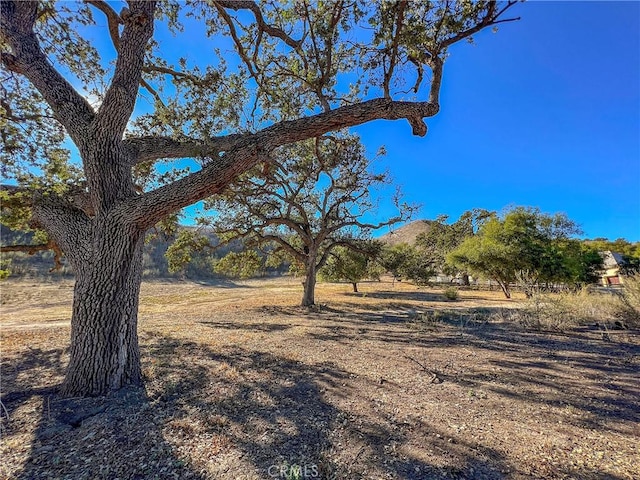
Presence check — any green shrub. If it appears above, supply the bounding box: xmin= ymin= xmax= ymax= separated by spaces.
xmin=443 ymin=287 xmax=459 ymax=301
xmin=518 ymin=293 xmax=577 ymax=331
xmin=0 ymin=259 xmax=11 ymax=280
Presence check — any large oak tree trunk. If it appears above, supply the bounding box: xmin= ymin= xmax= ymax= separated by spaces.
xmin=301 ymin=262 xmax=317 ymax=307
xmin=60 ymin=222 xmax=145 ymax=396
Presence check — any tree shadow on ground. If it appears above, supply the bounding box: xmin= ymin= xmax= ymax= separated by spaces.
xmin=148 ymin=276 xmax=251 ymax=289
xmin=443 ymin=322 xmax=640 ymax=433
xmin=1 ymin=346 xmax=208 ymax=480
xmin=237 ymin=298 xmax=638 ymax=440
xmin=1 ymin=333 xmax=518 ymax=480
xmin=198 ymin=320 xmax=293 ymax=332
xmin=343 ymin=290 xmax=445 ymax=302
xmin=299 ymin=306 xmax=495 ymax=346
xmin=140 ymin=333 xmax=514 ymax=479
xmin=305 ymin=303 xmax=640 ymax=437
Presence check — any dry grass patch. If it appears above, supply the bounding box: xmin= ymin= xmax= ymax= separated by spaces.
xmin=512 ymin=277 xmax=640 ymax=332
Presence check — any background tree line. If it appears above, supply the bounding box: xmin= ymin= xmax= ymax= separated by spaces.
xmin=4 ymin=203 xmax=639 ymax=303
xmin=307 ymin=206 xmax=639 ymax=300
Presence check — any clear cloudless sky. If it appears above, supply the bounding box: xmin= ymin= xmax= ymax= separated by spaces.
xmin=130 ymin=1 xmax=638 ymax=240
xmin=352 ymin=0 xmax=640 ymax=241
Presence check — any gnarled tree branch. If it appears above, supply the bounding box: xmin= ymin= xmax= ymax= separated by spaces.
xmin=86 ymin=1 xmax=170 ymax=105
xmin=440 ymin=1 xmax=520 ymax=49
xmin=1 ymin=184 xmax=91 ymax=270
xmin=0 ymin=239 xmax=64 ymax=272
xmin=120 ymin=97 xmax=438 ymax=229
xmin=85 ymin=0 xmax=122 ymax=51
xmin=215 ymin=0 xmax=302 ymax=50
xmin=0 ymin=0 xmax=95 ymax=146
xmin=30 ymin=199 xmax=91 ymax=271
xmin=125 ymin=97 xmax=438 ymax=167
xmin=93 ymin=1 xmax=156 ymax=141
xmin=123 ymin=133 xmax=247 ymax=165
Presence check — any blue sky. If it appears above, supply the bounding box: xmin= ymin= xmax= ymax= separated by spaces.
xmin=64 ymin=1 xmax=640 ymax=241
xmin=355 ymin=1 xmax=640 ymax=241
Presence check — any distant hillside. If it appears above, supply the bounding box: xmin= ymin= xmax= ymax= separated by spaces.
xmin=378 ymin=220 xmax=433 ymax=246
xmin=0 ymin=224 xmax=233 ymax=279
xmin=0 ymin=224 xmax=62 ymax=276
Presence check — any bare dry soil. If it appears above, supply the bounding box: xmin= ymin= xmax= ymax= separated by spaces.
xmin=1 ymin=277 xmax=639 ymax=480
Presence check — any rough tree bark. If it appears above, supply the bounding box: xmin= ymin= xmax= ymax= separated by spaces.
xmin=302 ymin=256 xmax=318 ymax=307
xmin=29 ymin=153 xmax=150 ymax=395
xmin=63 ymin=225 xmax=145 ymax=395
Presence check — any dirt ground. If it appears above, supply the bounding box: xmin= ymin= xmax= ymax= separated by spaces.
xmin=1 ymin=277 xmax=639 ymax=480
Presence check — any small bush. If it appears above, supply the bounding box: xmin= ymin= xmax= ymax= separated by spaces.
xmin=443 ymin=287 xmax=459 ymax=301
xmin=0 ymin=258 xmax=11 ymax=279
xmin=517 ymin=293 xmax=577 ymax=331
xmin=409 ymin=310 xmax=446 ymax=330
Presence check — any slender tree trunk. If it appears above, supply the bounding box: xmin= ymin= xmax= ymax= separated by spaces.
xmin=301 ymin=261 xmax=317 ymax=307
xmin=461 ymin=273 xmax=470 ymax=286
xmin=61 ymin=223 xmax=145 ymax=396
xmin=352 ymin=282 xmax=358 ymax=293
xmin=497 ymin=280 xmax=511 ymax=299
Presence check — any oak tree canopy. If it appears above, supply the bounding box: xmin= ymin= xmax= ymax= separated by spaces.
xmin=200 ymin=134 xmax=413 ymax=306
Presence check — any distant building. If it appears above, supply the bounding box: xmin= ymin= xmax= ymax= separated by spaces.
xmin=600 ymin=251 xmax=626 ymax=286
